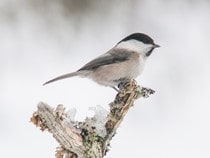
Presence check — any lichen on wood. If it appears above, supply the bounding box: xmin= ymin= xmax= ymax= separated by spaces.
xmin=30 ymin=80 xmax=155 ymax=158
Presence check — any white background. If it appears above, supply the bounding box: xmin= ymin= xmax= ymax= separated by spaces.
xmin=1 ymin=0 xmax=210 ymax=157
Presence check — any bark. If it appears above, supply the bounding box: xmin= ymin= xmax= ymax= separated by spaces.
xmin=31 ymin=80 xmax=155 ymax=158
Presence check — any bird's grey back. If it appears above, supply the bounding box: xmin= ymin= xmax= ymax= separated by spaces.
xmin=78 ymin=49 xmax=131 ymax=71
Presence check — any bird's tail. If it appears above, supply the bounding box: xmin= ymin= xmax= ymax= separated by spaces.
xmin=43 ymin=71 xmax=79 ymax=86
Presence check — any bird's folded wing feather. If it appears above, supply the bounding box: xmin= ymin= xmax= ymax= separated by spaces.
xmin=78 ymin=49 xmax=131 ymax=71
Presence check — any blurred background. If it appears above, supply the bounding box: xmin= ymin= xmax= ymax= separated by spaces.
xmin=1 ymin=0 xmax=210 ymax=157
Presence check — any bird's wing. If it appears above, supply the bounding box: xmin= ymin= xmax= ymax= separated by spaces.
xmin=78 ymin=49 xmax=131 ymax=71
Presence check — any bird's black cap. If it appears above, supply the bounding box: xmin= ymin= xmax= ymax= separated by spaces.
xmin=118 ymin=33 xmax=155 ymax=45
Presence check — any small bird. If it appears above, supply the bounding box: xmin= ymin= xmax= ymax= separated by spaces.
xmin=43 ymin=33 xmax=160 ymax=90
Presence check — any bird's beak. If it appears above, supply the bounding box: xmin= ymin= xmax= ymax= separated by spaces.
xmin=153 ymin=43 xmax=160 ymax=48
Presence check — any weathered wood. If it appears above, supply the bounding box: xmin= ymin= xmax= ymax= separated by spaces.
xmin=31 ymin=80 xmax=154 ymax=157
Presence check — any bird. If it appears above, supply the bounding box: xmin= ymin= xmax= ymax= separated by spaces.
xmin=43 ymin=33 xmax=160 ymax=91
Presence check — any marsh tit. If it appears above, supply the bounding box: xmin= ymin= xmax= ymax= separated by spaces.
xmin=43 ymin=33 xmax=160 ymax=90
